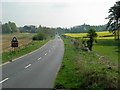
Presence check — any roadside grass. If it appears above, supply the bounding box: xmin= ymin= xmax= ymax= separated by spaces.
xmin=93 ymin=39 xmax=118 ymax=63
xmin=2 ymin=39 xmax=49 ymax=63
xmin=54 ymin=37 xmax=119 ymax=89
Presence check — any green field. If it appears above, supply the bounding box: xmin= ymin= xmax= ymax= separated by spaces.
xmin=93 ymin=39 xmax=118 ymax=63
xmin=54 ymin=37 xmax=119 ymax=89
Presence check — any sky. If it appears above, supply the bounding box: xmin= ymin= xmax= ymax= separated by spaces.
xmin=1 ymin=0 xmax=117 ymax=28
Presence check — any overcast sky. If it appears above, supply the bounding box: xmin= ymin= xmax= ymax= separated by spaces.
xmin=1 ymin=0 xmax=117 ymax=28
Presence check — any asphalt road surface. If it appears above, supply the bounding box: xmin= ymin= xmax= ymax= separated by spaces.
xmin=1 ymin=36 xmax=64 ymax=88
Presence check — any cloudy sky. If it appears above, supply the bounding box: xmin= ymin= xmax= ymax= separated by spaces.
xmin=1 ymin=0 xmax=117 ymax=28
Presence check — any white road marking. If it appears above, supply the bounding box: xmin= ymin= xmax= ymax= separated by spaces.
xmin=38 ymin=57 xmax=42 ymax=60
xmin=25 ymin=64 xmax=31 ymax=68
xmin=0 ymin=78 xmax=9 ymax=84
xmin=45 ymin=53 xmax=47 ymax=56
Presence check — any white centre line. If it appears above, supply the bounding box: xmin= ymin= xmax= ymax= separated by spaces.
xmin=38 ymin=57 xmax=42 ymax=60
xmin=25 ymin=64 xmax=31 ymax=69
xmin=0 ymin=78 xmax=9 ymax=84
xmin=45 ymin=53 xmax=47 ymax=56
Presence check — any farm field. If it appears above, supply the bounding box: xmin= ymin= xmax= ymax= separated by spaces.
xmin=1 ymin=33 xmax=51 ymax=63
xmin=64 ymin=31 xmax=118 ymax=64
xmin=2 ymin=39 xmax=49 ymax=63
xmin=1 ymin=33 xmax=35 ymax=52
xmin=64 ymin=31 xmax=114 ymax=39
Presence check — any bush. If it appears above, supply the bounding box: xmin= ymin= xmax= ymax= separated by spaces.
xmin=32 ymin=35 xmax=38 ymax=40
xmin=32 ymin=32 xmax=47 ymax=40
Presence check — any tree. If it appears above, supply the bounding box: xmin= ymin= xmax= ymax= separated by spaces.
xmin=87 ymin=28 xmax=98 ymax=51
xmin=37 ymin=25 xmax=55 ymax=37
xmin=106 ymin=1 xmax=120 ymax=40
xmin=2 ymin=23 xmax=11 ymax=34
xmin=2 ymin=21 xmax=18 ymax=34
xmin=8 ymin=21 xmax=18 ymax=33
xmin=32 ymin=32 xmax=47 ymax=40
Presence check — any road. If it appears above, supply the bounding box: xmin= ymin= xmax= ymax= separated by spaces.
xmin=1 ymin=37 xmax=64 ymax=88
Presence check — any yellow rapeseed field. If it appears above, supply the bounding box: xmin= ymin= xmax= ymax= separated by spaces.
xmin=64 ymin=31 xmax=114 ymax=39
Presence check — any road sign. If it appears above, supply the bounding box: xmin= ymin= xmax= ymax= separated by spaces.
xmin=11 ymin=37 xmax=18 ymax=47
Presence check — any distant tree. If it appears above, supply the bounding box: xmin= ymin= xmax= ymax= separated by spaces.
xmin=37 ymin=25 xmax=55 ymax=37
xmin=106 ymin=1 xmax=120 ymax=40
xmin=29 ymin=25 xmax=37 ymax=33
xmin=69 ymin=24 xmax=106 ymax=33
xmin=32 ymin=32 xmax=47 ymax=40
xmin=2 ymin=23 xmax=11 ymax=34
xmin=37 ymin=25 xmax=42 ymax=33
xmin=8 ymin=21 xmax=18 ymax=33
xmin=87 ymin=29 xmax=98 ymax=51
xmin=23 ymin=25 xmax=31 ymax=32
xmin=19 ymin=25 xmax=37 ymax=33
xmin=2 ymin=21 xmax=18 ymax=34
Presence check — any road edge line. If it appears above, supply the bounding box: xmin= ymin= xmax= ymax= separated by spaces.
xmin=1 ymin=40 xmax=52 ymax=66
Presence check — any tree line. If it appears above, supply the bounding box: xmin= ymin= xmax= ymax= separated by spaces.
xmin=2 ymin=22 xmax=55 ymax=37
xmin=2 ymin=21 xmax=107 ymax=35
xmin=2 ymin=21 xmax=18 ymax=34
xmin=68 ymin=24 xmax=107 ymax=33
xmin=55 ymin=24 xmax=107 ymax=35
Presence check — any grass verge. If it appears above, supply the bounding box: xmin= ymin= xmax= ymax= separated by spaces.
xmin=54 ymin=38 xmax=119 ymax=89
xmin=2 ymin=39 xmax=49 ymax=63
xmin=93 ymin=39 xmax=119 ymax=63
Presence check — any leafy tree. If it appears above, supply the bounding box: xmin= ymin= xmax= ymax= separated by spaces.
xmin=8 ymin=21 xmax=18 ymax=33
xmin=106 ymin=1 xmax=120 ymax=40
xmin=19 ymin=25 xmax=37 ymax=33
xmin=2 ymin=23 xmax=11 ymax=34
xmin=87 ymin=28 xmax=98 ymax=51
xmin=87 ymin=29 xmax=98 ymax=38
xmin=37 ymin=25 xmax=55 ymax=37
xmin=2 ymin=21 xmax=18 ymax=34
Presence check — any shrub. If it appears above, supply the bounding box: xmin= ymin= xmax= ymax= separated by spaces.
xmin=32 ymin=32 xmax=47 ymax=40
xmin=32 ymin=35 xmax=38 ymax=40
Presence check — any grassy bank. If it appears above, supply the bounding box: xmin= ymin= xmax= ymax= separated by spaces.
xmin=93 ymin=39 xmax=119 ymax=63
xmin=2 ymin=39 xmax=49 ymax=63
xmin=54 ymin=38 xmax=118 ymax=89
